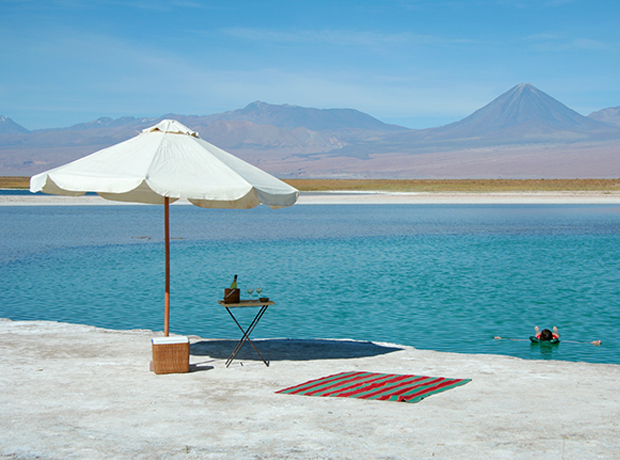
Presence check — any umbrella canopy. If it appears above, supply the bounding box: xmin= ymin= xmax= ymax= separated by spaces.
xmin=31 ymin=119 xmax=299 ymax=335
xmin=31 ymin=119 xmax=298 ymax=209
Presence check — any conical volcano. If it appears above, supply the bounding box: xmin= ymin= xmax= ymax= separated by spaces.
xmin=438 ymin=83 xmax=607 ymax=137
xmin=0 ymin=116 xmax=30 ymax=134
xmin=380 ymin=83 xmax=620 ymax=150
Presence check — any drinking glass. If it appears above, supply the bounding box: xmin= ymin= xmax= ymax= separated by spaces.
xmin=255 ymin=286 xmax=263 ymax=299
xmin=246 ymin=287 xmax=254 ymax=300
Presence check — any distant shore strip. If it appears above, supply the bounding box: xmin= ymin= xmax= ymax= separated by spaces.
xmin=3 ymin=190 xmax=620 ymax=205
xmin=2 ymin=177 xmax=620 ymax=193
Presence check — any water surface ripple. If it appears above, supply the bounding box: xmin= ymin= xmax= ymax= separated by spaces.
xmin=1 ymin=204 xmax=619 ymax=364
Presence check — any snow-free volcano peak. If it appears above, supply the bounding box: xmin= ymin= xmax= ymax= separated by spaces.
xmin=0 ymin=116 xmax=30 ymax=134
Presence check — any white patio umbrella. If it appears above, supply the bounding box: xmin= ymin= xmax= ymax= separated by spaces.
xmin=30 ymin=119 xmax=299 ymax=336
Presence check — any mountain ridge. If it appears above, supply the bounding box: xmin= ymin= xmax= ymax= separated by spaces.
xmin=0 ymin=116 xmax=31 ymax=135
xmin=317 ymin=83 xmax=620 ymax=160
xmin=206 ymin=101 xmax=408 ymax=133
xmin=588 ymin=106 xmax=620 ymax=127
xmin=2 ymin=84 xmax=620 ymax=178
xmin=383 ymin=83 xmax=619 ymax=146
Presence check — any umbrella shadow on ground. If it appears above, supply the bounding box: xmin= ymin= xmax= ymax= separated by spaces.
xmin=190 ymin=338 xmax=404 ymax=362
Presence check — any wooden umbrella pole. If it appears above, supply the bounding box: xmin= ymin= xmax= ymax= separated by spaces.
xmin=164 ymin=196 xmax=170 ymax=337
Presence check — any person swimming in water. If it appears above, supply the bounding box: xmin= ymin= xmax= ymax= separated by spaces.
xmin=494 ymin=325 xmax=600 ymax=345
xmin=534 ymin=326 xmax=559 ymax=340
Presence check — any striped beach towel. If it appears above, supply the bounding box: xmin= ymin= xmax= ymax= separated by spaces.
xmin=276 ymin=371 xmax=471 ymax=403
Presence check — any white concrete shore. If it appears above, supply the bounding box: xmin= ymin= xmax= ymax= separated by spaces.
xmin=2 ymin=190 xmax=620 ymax=206
xmin=298 ymin=191 xmax=620 ymax=205
xmin=1 ymin=319 xmax=619 ymax=459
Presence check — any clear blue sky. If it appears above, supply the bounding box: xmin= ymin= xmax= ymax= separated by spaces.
xmin=1 ymin=0 xmax=619 ymax=130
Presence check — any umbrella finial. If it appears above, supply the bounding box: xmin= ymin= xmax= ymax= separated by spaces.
xmin=143 ymin=119 xmax=200 ymax=138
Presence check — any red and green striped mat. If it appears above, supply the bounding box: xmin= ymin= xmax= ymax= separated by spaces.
xmin=276 ymin=371 xmax=471 ymax=403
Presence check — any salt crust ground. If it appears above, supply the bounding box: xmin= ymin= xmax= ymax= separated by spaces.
xmin=2 ymin=191 xmax=620 ymax=206
xmin=1 ymin=319 xmax=619 ymax=459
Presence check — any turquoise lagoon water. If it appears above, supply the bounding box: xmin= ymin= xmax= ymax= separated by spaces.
xmin=1 ymin=203 xmax=619 ymax=364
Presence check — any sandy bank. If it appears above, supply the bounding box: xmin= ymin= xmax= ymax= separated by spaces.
xmin=2 ymin=191 xmax=620 ymax=206
xmin=1 ymin=319 xmax=618 ymax=459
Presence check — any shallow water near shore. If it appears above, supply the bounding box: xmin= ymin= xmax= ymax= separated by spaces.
xmin=1 ymin=203 xmax=619 ymax=364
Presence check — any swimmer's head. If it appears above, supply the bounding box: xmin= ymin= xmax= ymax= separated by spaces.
xmin=539 ymin=329 xmax=554 ymax=341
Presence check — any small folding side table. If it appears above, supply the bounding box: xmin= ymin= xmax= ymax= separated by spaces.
xmin=218 ymin=299 xmax=275 ymax=367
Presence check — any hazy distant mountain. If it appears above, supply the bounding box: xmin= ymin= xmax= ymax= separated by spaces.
xmin=202 ymin=101 xmax=406 ymax=132
xmin=62 ymin=116 xmax=157 ymax=131
xmin=589 ymin=106 xmax=620 ymax=127
xmin=0 ymin=116 xmax=30 ymax=135
xmin=372 ymin=83 xmax=620 ymax=153
xmin=33 ymin=102 xmax=404 ymax=137
xmin=200 ymin=120 xmax=346 ymax=152
xmin=0 ymin=102 xmax=399 ymax=174
xmin=447 ymin=83 xmax=609 ymax=135
xmin=2 ymin=86 xmax=620 ymax=178
xmin=1 ymin=101 xmax=402 ymax=148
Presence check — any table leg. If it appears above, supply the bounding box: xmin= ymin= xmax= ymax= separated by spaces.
xmin=225 ymin=306 xmax=270 ymax=367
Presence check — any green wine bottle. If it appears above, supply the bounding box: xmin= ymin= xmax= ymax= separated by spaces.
xmin=230 ymin=274 xmax=238 ymax=289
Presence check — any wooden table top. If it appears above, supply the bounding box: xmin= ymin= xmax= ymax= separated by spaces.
xmin=218 ymin=300 xmax=275 ymax=308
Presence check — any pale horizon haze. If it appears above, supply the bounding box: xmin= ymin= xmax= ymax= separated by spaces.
xmin=1 ymin=0 xmax=619 ymax=130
